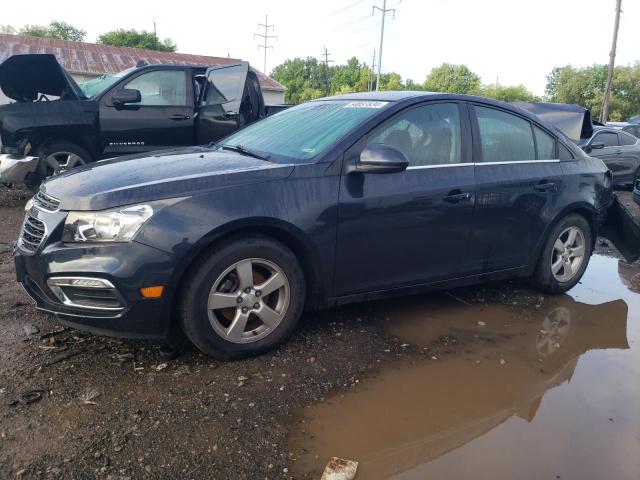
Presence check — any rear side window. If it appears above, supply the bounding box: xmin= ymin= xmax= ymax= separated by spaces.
xmin=619 ymin=132 xmax=637 ymax=146
xmin=534 ymin=126 xmax=556 ymax=159
xmin=559 ymin=143 xmax=575 ymax=160
xmin=593 ymin=131 xmax=618 ymax=147
xmin=476 ymin=106 xmax=535 ymax=162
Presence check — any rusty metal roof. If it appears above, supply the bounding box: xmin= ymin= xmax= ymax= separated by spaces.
xmin=0 ymin=34 xmax=285 ymax=91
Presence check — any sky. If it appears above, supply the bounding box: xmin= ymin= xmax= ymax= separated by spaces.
xmin=2 ymin=0 xmax=639 ymax=95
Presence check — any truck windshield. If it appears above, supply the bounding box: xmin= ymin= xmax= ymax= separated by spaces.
xmin=218 ymin=100 xmax=388 ymax=163
xmin=78 ymin=68 xmax=136 ymax=98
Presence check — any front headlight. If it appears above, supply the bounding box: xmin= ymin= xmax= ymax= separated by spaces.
xmin=63 ymin=204 xmax=154 ymax=243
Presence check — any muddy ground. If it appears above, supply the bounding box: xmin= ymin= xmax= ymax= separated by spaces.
xmin=0 ymin=188 xmax=638 ymax=480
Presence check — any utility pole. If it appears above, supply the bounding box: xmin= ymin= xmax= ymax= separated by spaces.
xmin=255 ymin=15 xmax=277 ymax=74
xmin=601 ymin=0 xmax=622 ymax=123
xmin=153 ymin=19 xmax=157 ymax=40
xmin=372 ymin=0 xmax=395 ymax=91
xmin=369 ymin=48 xmax=376 ymax=91
xmin=321 ymin=45 xmax=334 ymax=96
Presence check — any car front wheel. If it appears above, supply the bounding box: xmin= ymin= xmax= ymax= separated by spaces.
xmin=178 ymin=236 xmax=306 ymax=359
xmin=531 ymin=214 xmax=593 ymax=294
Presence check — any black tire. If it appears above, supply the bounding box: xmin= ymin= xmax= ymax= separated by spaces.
xmin=178 ymin=235 xmax=306 ymax=360
xmin=32 ymin=141 xmax=92 ymax=186
xmin=531 ymin=214 xmax=593 ymax=294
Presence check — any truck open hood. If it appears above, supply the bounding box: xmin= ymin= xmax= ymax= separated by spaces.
xmin=0 ymin=54 xmax=85 ymax=102
xmin=513 ymin=102 xmax=593 ymax=141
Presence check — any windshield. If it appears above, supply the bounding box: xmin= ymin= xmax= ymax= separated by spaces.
xmin=78 ymin=68 xmax=136 ymax=98
xmin=219 ymin=100 xmax=389 ymax=163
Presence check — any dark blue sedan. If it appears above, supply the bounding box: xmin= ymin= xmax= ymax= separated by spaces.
xmin=14 ymin=92 xmax=616 ymax=358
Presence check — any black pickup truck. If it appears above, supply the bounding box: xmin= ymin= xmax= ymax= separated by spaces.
xmin=0 ymin=54 xmax=286 ymax=186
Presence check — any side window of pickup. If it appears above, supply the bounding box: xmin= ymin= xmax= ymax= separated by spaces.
xmin=124 ymin=70 xmax=188 ymax=107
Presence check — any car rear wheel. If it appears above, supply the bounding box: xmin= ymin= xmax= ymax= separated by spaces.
xmin=531 ymin=214 xmax=593 ymax=294
xmin=178 ymin=236 xmax=306 ymax=359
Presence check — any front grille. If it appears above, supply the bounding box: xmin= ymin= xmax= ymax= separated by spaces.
xmin=33 ymin=190 xmax=60 ymax=211
xmin=19 ymin=213 xmax=46 ymax=252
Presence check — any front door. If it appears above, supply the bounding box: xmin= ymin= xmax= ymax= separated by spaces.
xmin=196 ymin=62 xmax=249 ymax=145
xmin=100 ymin=69 xmax=194 ymax=156
xmin=469 ymin=104 xmax=565 ymax=272
xmin=335 ymin=102 xmax=476 ymax=296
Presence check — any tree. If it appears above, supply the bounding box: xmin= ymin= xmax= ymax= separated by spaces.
xmin=479 ymin=84 xmax=539 ymax=102
xmin=11 ymin=21 xmax=86 ymax=41
xmin=545 ymin=64 xmax=611 ymax=120
xmin=97 ymin=29 xmax=177 ymax=52
xmin=0 ymin=25 xmax=17 ymax=35
xmin=423 ymin=63 xmax=481 ymax=94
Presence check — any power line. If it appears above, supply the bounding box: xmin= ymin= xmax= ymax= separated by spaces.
xmin=322 ymin=0 xmax=368 ymax=20
xmin=254 ymin=15 xmax=277 ymax=74
xmin=372 ymin=0 xmax=396 ymax=91
xmin=368 ymin=48 xmax=377 ymax=91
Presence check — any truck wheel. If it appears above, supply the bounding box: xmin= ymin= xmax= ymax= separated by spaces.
xmin=37 ymin=141 xmax=92 ymax=179
xmin=531 ymin=214 xmax=593 ymax=294
xmin=178 ymin=236 xmax=306 ymax=359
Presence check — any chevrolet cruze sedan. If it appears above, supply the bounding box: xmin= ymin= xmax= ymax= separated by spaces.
xmin=13 ymin=92 xmax=614 ymax=359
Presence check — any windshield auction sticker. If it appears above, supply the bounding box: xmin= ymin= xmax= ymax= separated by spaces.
xmin=342 ymin=101 xmax=388 ymax=109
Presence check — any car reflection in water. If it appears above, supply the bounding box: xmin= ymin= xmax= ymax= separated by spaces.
xmin=291 ymin=293 xmax=630 ymax=480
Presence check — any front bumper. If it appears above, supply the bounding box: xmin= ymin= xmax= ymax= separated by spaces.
xmin=0 ymin=154 xmax=38 ymax=184
xmin=14 ymin=240 xmax=178 ymax=339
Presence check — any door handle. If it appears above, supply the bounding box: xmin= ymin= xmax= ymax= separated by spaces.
xmin=443 ymin=190 xmax=472 ymax=203
xmin=534 ymin=181 xmax=557 ymax=192
xmin=615 ymin=149 xmax=623 ymax=154
xmin=169 ymin=114 xmax=191 ymax=120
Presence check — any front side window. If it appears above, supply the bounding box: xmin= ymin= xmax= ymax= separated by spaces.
xmin=593 ymin=131 xmax=618 ymax=147
xmin=476 ymin=106 xmax=535 ymax=162
xmin=219 ymin=100 xmax=387 ymax=162
xmin=123 ymin=70 xmax=187 ymax=106
xmin=534 ymin=125 xmax=557 ymax=159
xmin=367 ymin=103 xmax=462 ymax=167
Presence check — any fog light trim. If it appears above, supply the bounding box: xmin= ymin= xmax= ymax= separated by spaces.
xmin=46 ymin=276 xmax=126 ymax=311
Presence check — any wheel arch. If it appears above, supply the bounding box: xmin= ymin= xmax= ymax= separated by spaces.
xmin=530 ymin=202 xmax=599 ymax=272
xmin=167 ymin=217 xmax=326 ymax=323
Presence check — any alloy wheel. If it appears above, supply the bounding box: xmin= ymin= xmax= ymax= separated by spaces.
xmin=207 ymin=258 xmax=290 ymax=344
xmin=45 ymin=151 xmax=85 ymax=176
xmin=550 ymin=226 xmax=586 ymax=282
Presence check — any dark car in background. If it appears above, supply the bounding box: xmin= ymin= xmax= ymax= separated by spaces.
xmin=0 ymin=54 xmax=285 ymax=187
xmin=606 ymin=122 xmax=640 ymax=139
xmin=579 ymin=126 xmax=640 ymax=188
xmin=515 ymin=102 xmax=640 ymax=188
xmin=13 ymin=92 xmax=626 ymax=359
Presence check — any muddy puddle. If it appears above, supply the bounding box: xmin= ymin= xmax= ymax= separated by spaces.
xmin=291 ymin=255 xmax=640 ymax=479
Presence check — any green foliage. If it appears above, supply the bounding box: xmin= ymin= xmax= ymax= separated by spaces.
xmin=10 ymin=21 xmax=86 ymax=41
xmin=97 ymin=29 xmax=177 ymax=52
xmin=0 ymin=24 xmax=17 ymax=34
xmin=272 ymin=58 xmax=538 ymax=105
xmin=479 ymin=84 xmax=540 ymax=102
xmin=423 ymin=63 xmax=481 ymax=94
xmin=545 ymin=64 xmax=640 ymax=121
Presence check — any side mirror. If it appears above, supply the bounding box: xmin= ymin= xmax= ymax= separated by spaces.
xmin=112 ymin=88 xmax=141 ymax=108
xmin=588 ymin=141 xmax=606 ymax=153
xmin=354 ymin=144 xmax=409 ymax=174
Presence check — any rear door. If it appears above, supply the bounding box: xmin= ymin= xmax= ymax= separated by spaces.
xmin=615 ymin=132 xmax=640 ymax=184
xmin=196 ymin=62 xmax=249 ymax=144
xmin=469 ymin=104 xmax=565 ymax=272
xmin=334 ymin=101 xmax=477 ymax=296
xmin=588 ymin=130 xmax=631 ymax=183
xmin=100 ymin=68 xmax=194 ymax=155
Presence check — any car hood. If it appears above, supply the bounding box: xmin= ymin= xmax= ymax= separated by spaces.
xmin=41 ymin=147 xmax=295 ymax=211
xmin=0 ymin=54 xmax=85 ymax=102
